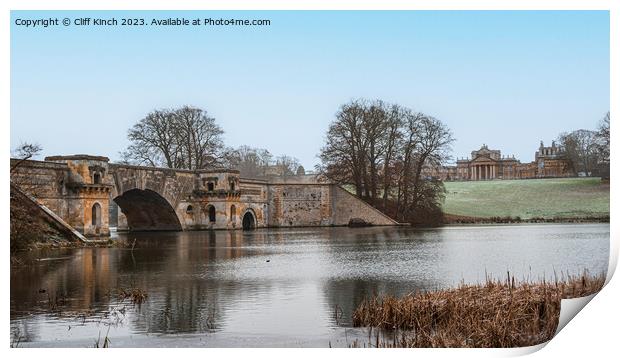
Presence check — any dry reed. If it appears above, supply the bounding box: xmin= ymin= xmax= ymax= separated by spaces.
xmin=117 ymin=288 xmax=148 ymax=305
xmin=351 ymin=271 xmax=605 ymax=348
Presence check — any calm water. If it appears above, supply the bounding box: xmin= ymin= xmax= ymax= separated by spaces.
xmin=10 ymin=224 xmax=609 ymax=347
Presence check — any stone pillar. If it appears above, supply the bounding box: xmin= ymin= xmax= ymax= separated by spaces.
xmin=486 ymin=165 xmax=489 ymax=180
xmin=117 ymin=210 xmax=129 ymax=232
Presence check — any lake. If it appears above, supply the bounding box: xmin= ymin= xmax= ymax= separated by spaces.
xmin=10 ymin=224 xmax=609 ymax=347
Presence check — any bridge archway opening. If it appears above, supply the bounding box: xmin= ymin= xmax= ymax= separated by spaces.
xmin=113 ymin=189 xmax=182 ymax=231
xmin=242 ymin=210 xmax=256 ymax=230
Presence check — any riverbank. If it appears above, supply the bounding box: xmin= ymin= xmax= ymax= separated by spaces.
xmin=10 ymin=183 xmax=121 ymax=260
xmin=442 ymin=213 xmax=609 ymax=225
xmin=10 ymin=239 xmax=127 ymax=267
xmin=351 ymin=272 xmax=605 ymax=348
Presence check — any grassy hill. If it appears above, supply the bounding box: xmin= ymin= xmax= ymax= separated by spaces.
xmin=442 ymin=177 xmax=609 ymax=220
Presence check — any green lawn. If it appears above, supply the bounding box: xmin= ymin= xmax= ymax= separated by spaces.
xmin=442 ymin=178 xmax=609 ymax=219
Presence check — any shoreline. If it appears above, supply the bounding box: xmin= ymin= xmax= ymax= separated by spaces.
xmin=441 ymin=213 xmax=609 ymax=225
xmin=11 ymin=219 xmax=609 ymax=255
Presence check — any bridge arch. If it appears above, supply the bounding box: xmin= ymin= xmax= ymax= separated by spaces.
xmin=242 ymin=209 xmax=257 ymax=230
xmin=113 ymin=188 xmax=182 ymax=231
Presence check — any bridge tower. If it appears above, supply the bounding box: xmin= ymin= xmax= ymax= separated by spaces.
xmin=44 ymin=155 xmax=112 ymax=237
xmin=184 ymin=169 xmax=241 ymax=229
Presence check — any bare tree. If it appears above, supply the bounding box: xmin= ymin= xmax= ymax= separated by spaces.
xmin=10 ymin=142 xmax=50 ymax=251
xmin=558 ymin=129 xmax=600 ymax=176
xmin=11 ymin=142 xmax=42 ymax=173
xmin=318 ymin=100 xmax=369 ymax=197
xmin=223 ymin=146 xmax=302 ymax=178
xmin=121 ymin=106 xmax=224 ymax=170
xmin=363 ymin=100 xmax=389 ymax=199
xmin=174 ymin=106 xmax=224 ymax=170
xmin=395 ymin=111 xmax=425 ymax=218
xmin=224 ymin=146 xmax=273 ymax=178
xmin=597 ymin=112 xmax=610 ymax=177
xmin=405 ymin=115 xmax=454 ymax=220
xmin=11 ymin=142 xmax=47 ymax=197
xmin=380 ymin=104 xmax=404 ymax=209
xmin=318 ymin=99 xmax=454 ymax=225
xmin=275 ymin=155 xmax=301 ymax=176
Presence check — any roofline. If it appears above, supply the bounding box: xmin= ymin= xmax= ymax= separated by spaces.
xmin=45 ymin=154 xmax=110 ymax=162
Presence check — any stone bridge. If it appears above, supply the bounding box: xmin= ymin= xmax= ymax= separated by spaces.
xmin=10 ymin=155 xmax=398 ymax=237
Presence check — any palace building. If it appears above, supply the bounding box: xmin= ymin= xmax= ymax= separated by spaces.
xmin=423 ymin=140 xmax=573 ymax=181
xmin=454 ymin=141 xmax=572 ymax=181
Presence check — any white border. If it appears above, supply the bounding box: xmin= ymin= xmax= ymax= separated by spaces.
xmin=3 ymin=1 xmax=617 ymax=357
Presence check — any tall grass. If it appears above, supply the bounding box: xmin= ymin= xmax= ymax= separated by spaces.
xmin=351 ymin=272 xmax=605 ymax=348
xmin=117 ymin=288 xmax=148 ymax=304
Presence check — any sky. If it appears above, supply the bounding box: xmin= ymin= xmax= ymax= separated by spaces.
xmin=10 ymin=10 xmax=609 ymax=169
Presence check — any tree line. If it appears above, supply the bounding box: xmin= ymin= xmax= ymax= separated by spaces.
xmin=557 ymin=112 xmax=610 ymax=178
xmin=120 ymin=105 xmax=304 ymax=178
xmin=317 ymin=99 xmax=454 ymax=224
xmin=120 ymin=101 xmax=454 ymax=225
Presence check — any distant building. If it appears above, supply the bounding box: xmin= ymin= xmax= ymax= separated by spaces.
xmin=425 ymin=141 xmax=573 ymax=181
xmin=533 ymin=140 xmax=572 ymax=178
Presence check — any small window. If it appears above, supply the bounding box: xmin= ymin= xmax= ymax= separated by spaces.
xmin=230 ymin=205 xmax=236 ymax=221
xmin=186 ymin=205 xmax=193 ymax=214
xmin=92 ymin=203 xmax=102 ymax=227
xmin=230 ymin=181 xmax=235 ymax=191
xmin=93 ymin=173 xmax=101 ymax=184
xmin=207 ymin=182 xmax=215 ymax=191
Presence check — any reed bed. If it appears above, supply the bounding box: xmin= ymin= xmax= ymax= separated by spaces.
xmin=351 ymin=272 xmax=605 ymax=348
xmin=117 ymin=288 xmax=148 ymax=305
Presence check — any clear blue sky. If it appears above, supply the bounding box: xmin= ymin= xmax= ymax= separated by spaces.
xmin=11 ymin=10 xmax=609 ymax=168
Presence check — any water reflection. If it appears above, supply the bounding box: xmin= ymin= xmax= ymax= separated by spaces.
xmin=10 ymin=224 xmax=609 ymax=347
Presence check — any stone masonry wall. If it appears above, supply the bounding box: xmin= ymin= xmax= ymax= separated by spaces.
xmin=265 ymin=183 xmax=397 ymax=228
xmin=10 ymin=159 xmax=70 ymax=219
xmin=267 ymin=184 xmax=332 ymax=227
xmin=331 ymin=186 xmax=398 ymax=226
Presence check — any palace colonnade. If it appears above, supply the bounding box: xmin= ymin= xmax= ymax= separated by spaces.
xmin=469 ymin=163 xmax=497 ymax=180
